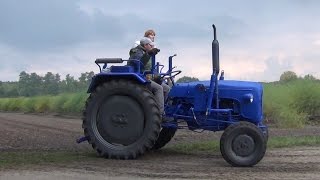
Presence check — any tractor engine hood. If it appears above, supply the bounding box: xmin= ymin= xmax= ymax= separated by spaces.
xmin=170 ymin=80 xmax=263 ymax=97
xmin=169 ymin=80 xmax=264 ymax=123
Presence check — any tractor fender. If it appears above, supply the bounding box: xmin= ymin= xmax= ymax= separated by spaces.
xmin=87 ymin=73 xmax=148 ymax=93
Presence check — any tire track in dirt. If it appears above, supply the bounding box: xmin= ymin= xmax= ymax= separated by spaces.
xmin=5 ymin=147 xmax=317 ymax=180
xmin=66 ymin=147 xmax=320 ymax=179
xmin=0 ymin=113 xmax=89 ymax=151
xmin=0 ymin=117 xmax=78 ymax=134
xmin=1 ymin=112 xmax=320 ymax=179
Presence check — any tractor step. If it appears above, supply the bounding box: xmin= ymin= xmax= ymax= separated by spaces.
xmin=209 ymin=108 xmax=233 ymax=113
xmin=76 ymin=136 xmax=89 ymax=144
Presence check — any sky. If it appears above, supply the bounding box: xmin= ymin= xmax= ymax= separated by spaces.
xmin=1 ymin=0 xmax=320 ymax=82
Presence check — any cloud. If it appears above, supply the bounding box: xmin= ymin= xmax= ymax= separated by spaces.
xmin=0 ymin=0 xmax=126 ymax=51
xmin=0 ymin=0 xmax=259 ymax=53
xmin=313 ymin=40 xmax=320 ymax=46
xmin=0 ymin=0 xmax=320 ymax=82
xmin=261 ymin=56 xmax=293 ymax=81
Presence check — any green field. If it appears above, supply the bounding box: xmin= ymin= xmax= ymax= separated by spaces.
xmin=0 ymin=92 xmax=88 ymax=115
xmin=0 ymin=79 xmax=319 ymax=128
xmin=263 ymin=79 xmax=320 ymax=127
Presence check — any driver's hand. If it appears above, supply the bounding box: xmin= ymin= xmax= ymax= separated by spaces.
xmin=166 ymin=78 xmax=173 ymax=87
xmin=153 ymin=75 xmax=163 ymax=84
xmin=148 ymin=48 xmax=160 ymax=56
xmin=153 ymin=74 xmax=161 ymax=80
xmin=146 ymin=74 xmax=152 ymax=80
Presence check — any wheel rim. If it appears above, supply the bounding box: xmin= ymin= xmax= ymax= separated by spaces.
xmin=232 ymin=134 xmax=255 ymax=157
xmin=93 ymin=95 xmax=145 ymax=147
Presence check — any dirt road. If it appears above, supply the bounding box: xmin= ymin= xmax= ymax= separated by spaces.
xmin=1 ymin=112 xmax=320 ymax=179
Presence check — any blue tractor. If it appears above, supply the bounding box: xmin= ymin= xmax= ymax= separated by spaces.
xmin=81 ymin=24 xmax=268 ymax=167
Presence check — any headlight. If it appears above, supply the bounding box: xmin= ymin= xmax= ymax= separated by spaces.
xmin=243 ymin=93 xmax=254 ymax=103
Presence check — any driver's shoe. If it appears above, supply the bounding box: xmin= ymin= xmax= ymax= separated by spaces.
xmin=162 ymin=116 xmax=175 ymax=123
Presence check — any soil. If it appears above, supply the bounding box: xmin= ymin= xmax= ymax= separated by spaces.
xmin=1 ymin=112 xmax=320 ymax=180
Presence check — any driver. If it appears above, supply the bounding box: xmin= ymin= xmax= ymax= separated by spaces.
xmin=132 ymin=29 xmax=157 ymax=71
xmin=139 ymin=30 xmax=172 ymax=101
xmin=128 ymin=37 xmax=168 ymax=119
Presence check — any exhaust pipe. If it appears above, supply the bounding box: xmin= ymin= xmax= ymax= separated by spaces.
xmin=206 ymin=24 xmax=220 ymax=115
xmin=212 ymin=24 xmax=219 ymax=74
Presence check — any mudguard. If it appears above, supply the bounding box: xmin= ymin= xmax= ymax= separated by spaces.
xmin=87 ymin=73 xmax=148 ymax=93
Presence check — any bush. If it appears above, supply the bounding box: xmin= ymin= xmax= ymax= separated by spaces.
xmin=0 ymin=93 xmax=88 ymax=115
xmin=290 ymin=80 xmax=320 ymax=117
xmin=0 ymin=99 xmax=10 ymax=111
xmin=276 ymin=107 xmax=307 ymax=128
xmin=62 ymin=93 xmax=87 ymax=114
xmin=48 ymin=94 xmax=70 ymax=113
xmin=279 ymin=71 xmax=298 ymax=82
xmin=263 ymin=83 xmax=291 ymax=125
xmin=21 ymin=98 xmax=37 ymax=113
xmin=263 ymin=79 xmax=320 ymax=128
xmin=34 ymin=96 xmax=50 ymax=113
xmin=6 ymin=98 xmax=24 ymax=111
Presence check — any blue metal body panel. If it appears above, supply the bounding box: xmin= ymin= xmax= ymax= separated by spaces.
xmin=165 ymin=80 xmax=264 ymax=131
xmin=87 ymin=65 xmax=148 ymax=93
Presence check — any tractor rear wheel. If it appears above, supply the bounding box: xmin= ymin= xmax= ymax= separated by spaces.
xmin=82 ymin=79 xmax=161 ymax=159
xmin=220 ymin=121 xmax=267 ymax=167
xmin=152 ymin=127 xmax=177 ymax=150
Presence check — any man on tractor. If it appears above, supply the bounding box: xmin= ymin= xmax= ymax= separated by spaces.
xmin=128 ymin=37 xmax=171 ymax=121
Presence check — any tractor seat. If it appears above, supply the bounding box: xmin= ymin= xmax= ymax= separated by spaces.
xmin=110 ymin=65 xmax=135 ymax=73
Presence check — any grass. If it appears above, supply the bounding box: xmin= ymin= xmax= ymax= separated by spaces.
xmin=1 ymin=136 xmax=320 ymax=168
xmin=166 ymin=135 xmax=320 ymax=154
xmin=263 ymin=79 xmax=320 ymax=128
xmin=268 ymin=136 xmax=320 ymax=148
xmin=0 ymin=92 xmax=88 ymax=115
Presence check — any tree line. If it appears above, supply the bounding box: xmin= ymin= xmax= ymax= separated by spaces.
xmin=0 ymin=71 xmax=94 ymax=97
xmin=279 ymin=71 xmax=319 ymax=82
xmin=0 ymin=70 xmax=318 ymax=98
xmin=0 ymin=71 xmax=201 ymax=98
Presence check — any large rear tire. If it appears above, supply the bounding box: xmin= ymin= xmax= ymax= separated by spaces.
xmin=152 ymin=127 xmax=177 ymax=150
xmin=82 ymin=80 xmax=161 ymax=159
xmin=220 ymin=121 xmax=267 ymax=167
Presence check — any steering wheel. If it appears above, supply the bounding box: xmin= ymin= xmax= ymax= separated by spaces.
xmin=160 ymin=70 xmax=182 ymax=79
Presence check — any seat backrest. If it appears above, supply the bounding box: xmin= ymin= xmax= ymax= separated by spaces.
xmin=110 ymin=65 xmax=134 ymax=73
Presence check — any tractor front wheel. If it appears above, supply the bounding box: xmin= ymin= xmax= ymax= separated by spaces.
xmin=220 ymin=121 xmax=267 ymax=167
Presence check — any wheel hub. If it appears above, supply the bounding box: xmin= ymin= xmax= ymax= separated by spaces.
xmin=96 ymin=95 xmax=144 ymax=146
xmin=232 ymin=134 xmax=255 ymax=157
xmin=111 ymin=113 xmax=128 ymax=128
